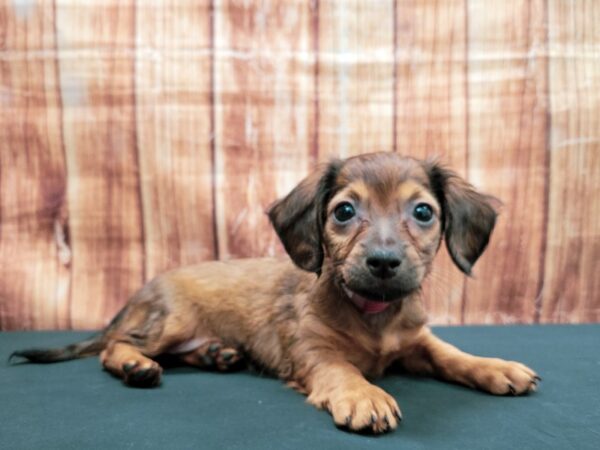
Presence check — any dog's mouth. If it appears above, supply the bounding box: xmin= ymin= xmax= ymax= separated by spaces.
xmin=341 ymin=283 xmax=400 ymax=315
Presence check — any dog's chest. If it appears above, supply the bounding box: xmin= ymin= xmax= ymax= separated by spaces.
xmin=353 ymin=328 xmax=404 ymax=378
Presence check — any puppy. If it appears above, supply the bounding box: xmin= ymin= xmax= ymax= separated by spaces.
xmin=11 ymin=152 xmax=539 ymax=434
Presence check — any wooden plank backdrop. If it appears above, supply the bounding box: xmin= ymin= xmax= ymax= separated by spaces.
xmin=0 ymin=0 xmax=598 ymax=330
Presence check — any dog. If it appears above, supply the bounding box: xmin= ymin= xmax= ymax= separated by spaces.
xmin=11 ymin=152 xmax=539 ymax=433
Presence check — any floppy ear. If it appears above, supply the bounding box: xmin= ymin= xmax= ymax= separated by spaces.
xmin=426 ymin=162 xmax=499 ymax=275
xmin=267 ymin=161 xmax=342 ymax=273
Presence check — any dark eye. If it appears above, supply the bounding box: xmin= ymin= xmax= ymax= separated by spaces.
xmin=333 ymin=202 xmax=356 ymax=223
xmin=413 ymin=203 xmax=434 ymax=223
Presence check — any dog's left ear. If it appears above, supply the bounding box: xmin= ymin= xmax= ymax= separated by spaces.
xmin=425 ymin=162 xmax=500 ymax=275
xmin=268 ymin=160 xmax=342 ymax=273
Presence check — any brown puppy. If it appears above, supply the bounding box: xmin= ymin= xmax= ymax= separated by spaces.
xmin=11 ymin=152 xmax=539 ymax=434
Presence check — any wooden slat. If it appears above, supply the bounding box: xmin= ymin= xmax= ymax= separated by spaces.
xmin=213 ymin=0 xmax=315 ymax=258
xmin=463 ymin=0 xmax=548 ymax=324
xmin=318 ymin=0 xmax=395 ymax=158
xmin=395 ymin=0 xmax=468 ymax=325
xmin=56 ymin=0 xmax=143 ymax=329
xmin=0 ymin=0 xmax=70 ymax=330
xmin=541 ymin=0 xmax=600 ymax=323
xmin=135 ymin=1 xmax=215 ymax=279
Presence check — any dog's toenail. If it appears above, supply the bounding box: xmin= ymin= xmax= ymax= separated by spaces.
xmin=371 ymin=414 xmax=377 ymax=424
xmin=208 ymin=344 xmax=220 ymax=353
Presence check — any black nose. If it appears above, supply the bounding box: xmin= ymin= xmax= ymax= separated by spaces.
xmin=365 ymin=250 xmax=401 ymax=279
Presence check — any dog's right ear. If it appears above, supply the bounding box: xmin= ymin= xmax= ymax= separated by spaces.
xmin=268 ymin=160 xmax=342 ymax=274
xmin=425 ymin=161 xmax=499 ymax=275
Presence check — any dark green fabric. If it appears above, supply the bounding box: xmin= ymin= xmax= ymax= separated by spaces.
xmin=1 ymin=325 xmax=598 ymax=449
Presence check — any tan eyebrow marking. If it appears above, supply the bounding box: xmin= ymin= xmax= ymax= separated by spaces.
xmin=396 ymin=180 xmax=423 ymax=201
xmin=397 ymin=180 xmax=440 ymax=213
xmin=326 ymin=180 xmax=371 ymax=215
xmin=346 ymin=180 xmax=370 ymax=202
xmin=407 ymin=189 xmax=432 ymax=204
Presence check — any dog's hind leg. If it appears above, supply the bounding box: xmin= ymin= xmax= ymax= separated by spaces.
xmin=100 ymin=342 xmax=163 ymax=388
xmin=176 ymin=338 xmax=244 ymax=372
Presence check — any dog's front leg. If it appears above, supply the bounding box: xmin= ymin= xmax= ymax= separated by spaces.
xmin=304 ymin=359 xmax=402 ymax=433
xmin=399 ymin=328 xmax=540 ymax=395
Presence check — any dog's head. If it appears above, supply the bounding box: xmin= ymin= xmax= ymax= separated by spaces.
xmin=268 ymin=152 xmax=498 ymax=314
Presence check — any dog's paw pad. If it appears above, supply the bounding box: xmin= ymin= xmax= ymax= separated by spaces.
xmin=215 ymin=347 xmax=243 ymax=371
xmin=194 ymin=341 xmax=244 ymax=371
xmin=200 ymin=354 xmax=215 ymax=366
xmin=122 ymin=361 xmax=162 ymax=388
xmin=207 ymin=343 xmax=221 ymax=355
xmin=123 ymin=361 xmax=138 ymax=373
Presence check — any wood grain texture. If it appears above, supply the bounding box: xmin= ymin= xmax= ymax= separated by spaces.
xmin=213 ymin=0 xmax=315 ymax=258
xmin=395 ymin=0 xmax=467 ymax=325
xmin=318 ymin=0 xmax=395 ymax=158
xmin=0 ymin=1 xmax=599 ymax=329
xmin=135 ymin=0 xmax=215 ymax=279
xmin=541 ymin=0 xmax=600 ymax=323
xmin=56 ymin=0 xmax=143 ymax=328
xmin=0 ymin=0 xmax=70 ymax=330
xmin=463 ymin=0 xmax=548 ymax=324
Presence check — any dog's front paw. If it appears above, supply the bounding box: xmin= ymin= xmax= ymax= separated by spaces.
xmin=473 ymin=359 xmax=540 ymax=395
xmin=329 ymin=384 xmax=402 ymax=434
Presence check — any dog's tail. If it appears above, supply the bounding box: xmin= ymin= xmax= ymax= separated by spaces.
xmin=8 ymin=307 xmax=127 ymax=364
xmin=8 ymin=333 xmax=106 ymax=364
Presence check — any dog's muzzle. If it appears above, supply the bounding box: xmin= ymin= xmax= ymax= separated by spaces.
xmin=341 ymin=283 xmax=393 ymax=315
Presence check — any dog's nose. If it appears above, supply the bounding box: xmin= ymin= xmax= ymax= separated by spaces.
xmin=365 ymin=250 xmax=401 ymax=279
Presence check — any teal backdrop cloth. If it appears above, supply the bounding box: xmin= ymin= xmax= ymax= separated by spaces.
xmin=1 ymin=325 xmax=598 ymax=449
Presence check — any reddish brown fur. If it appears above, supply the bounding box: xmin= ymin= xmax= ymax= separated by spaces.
xmin=13 ymin=152 xmax=539 ymax=434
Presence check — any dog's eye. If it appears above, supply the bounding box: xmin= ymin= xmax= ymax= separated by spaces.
xmin=413 ymin=203 xmax=434 ymax=223
xmin=333 ymin=202 xmax=356 ymax=223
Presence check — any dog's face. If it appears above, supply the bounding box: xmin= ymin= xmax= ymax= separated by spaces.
xmin=269 ymin=152 xmax=497 ymax=314
xmin=323 ymin=156 xmax=443 ymax=306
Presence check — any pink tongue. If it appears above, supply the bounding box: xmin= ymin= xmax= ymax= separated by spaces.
xmin=362 ymin=299 xmax=391 ymax=314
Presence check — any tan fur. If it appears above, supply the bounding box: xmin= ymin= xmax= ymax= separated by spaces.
xmin=19 ymin=153 xmax=538 ymax=434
